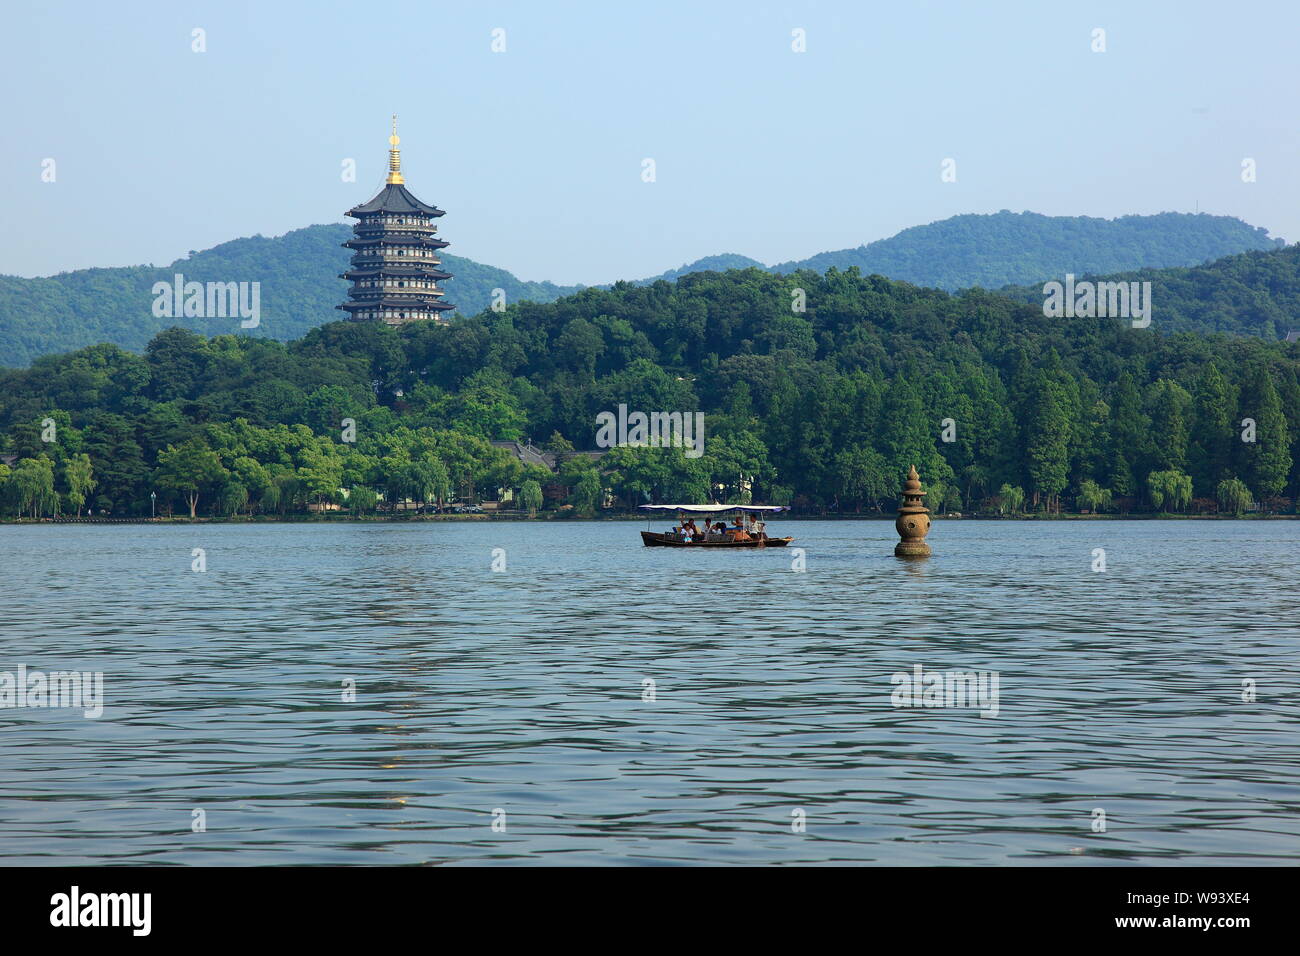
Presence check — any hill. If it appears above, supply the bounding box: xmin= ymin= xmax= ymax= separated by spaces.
xmin=0 ymin=211 xmax=1281 ymax=367
xmin=0 ymin=225 xmax=582 ymax=367
xmin=769 ymin=211 xmax=1281 ymax=289
xmin=633 ymin=253 xmax=766 ymax=284
xmin=996 ymin=243 xmax=1300 ymax=340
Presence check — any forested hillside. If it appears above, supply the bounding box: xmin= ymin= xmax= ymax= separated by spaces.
xmin=3 ymin=266 xmax=1298 ymax=519
xmin=768 ymin=211 xmax=1281 ymax=289
xmin=1 ymin=211 xmax=1280 ymax=367
xmin=0 ymin=225 xmax=582 ymax=367
xmin=998 ymin=244 xmax=1300 ymax=340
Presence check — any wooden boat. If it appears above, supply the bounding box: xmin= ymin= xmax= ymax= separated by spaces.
xmin=640 ymin=530 xmax=792 ymax=548
xmin=638 ymin=504 xmax=793 ymax=548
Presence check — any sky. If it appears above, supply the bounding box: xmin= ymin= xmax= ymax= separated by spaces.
xmin=3 ymin=0 xmax=1297 ymax=284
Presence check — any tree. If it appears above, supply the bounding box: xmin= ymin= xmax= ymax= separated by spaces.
xmin=1216 ymin=477 xmax=1252 ymax=516
xmin=230 ymin=457 xmax=271 ymax=515
xmin=406 ymin=455 xmax=451 ymax=512
xmin=706 ymin=432 xmax=776 ymax=505
xmin=1148 ymin=379 xmax=1192 ymax=472
xmin=447 ymin=369 xmax=527 ymax=440
xmin=145 ymin=327 xmax=210 ymax=402
xmin=927 ymin=479 xmax=952 ymax=514
xmin=4 ymin=262 xmax=1300 ymax=520
xmin=62 ymin=453 xmax=96 ymax=517
xmin=520 ymin=479 xmax=543 ymax=516
xmin=349 ymin=486 xmax=379 ymax=516
xmin=1025 ymin=374 xmax=1071 ymax=512
xmin=1147 ymin=469 xmax=1192 ymax=513
xmin=961 ymin=463 xmax=990 ymax=511
xmin=555 ymin=318 xmax=605 ymax=375
xmin=1107 ymin=372 xmax=1149 ymax=496
xmin=377 ymin=455 xmax=410 ymax=512
xmin=80 ymin=411 xmax=147 ymax=514
xmin=570 ymin=471 xmax=602 ymax=516
xmin=881 ymin=377 xmax=937 ymax=484
xmin=542 ymin=431 xmax=575 ymax=469
xmin=997 ymin=483 xmax=1025 ymax=515
xmin=830 ymin=444 xmax=892 ymax=512
xmin=10 ymin=457 xmax=57 ymax=518
xmin=1189 ymin=363 xmax=1233 ymax=495
xmin=299 ymin=447 xmax=344 ymax=507
xmin=1076 ymin=479 xmax=1113 ymax=513
xmin=270 ymin=471 xmax=302 ymax=516
xmin=155 ymin=439 xmax=226 ymax=518
xmin=1236 ymin=366 xmax=1291 ymax=501
xmin=216 ymin=480 xmax=249 ymax=517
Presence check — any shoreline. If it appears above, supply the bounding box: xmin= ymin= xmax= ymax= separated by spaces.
xmin=2 ymin=512 xmax=1293 ymax=525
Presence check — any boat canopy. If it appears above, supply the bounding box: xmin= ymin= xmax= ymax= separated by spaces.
xmin=638 ymin=504 xmax=787 ymax=514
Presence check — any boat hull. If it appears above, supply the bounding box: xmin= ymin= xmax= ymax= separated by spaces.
xmin=640 ymin=531 xmax=793 ymax=548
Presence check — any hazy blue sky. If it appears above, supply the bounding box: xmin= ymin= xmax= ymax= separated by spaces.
xmin=3 ymin=0 xmax=1297 ymax=284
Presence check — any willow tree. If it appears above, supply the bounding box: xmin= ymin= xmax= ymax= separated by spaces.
xmin=62 ymin=453 xmax=96 ymax=517
xmin=520 ymin=479 xmax=543 ymax=516
xmin=1216 ymin=478 xmax=1252 ymax=516
xmin=1147 ymin=469 xmax=1192 ymax=513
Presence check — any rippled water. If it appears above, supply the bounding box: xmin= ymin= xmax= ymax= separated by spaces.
xmin=1 ymin=519 xmax=1297 ymax=865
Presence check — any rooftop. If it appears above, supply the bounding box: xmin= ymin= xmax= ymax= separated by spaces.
xmin=346 ymin=183 xmax=445 ymax=218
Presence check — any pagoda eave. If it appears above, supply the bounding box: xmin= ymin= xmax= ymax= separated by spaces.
xmin=338 ymin=300 xmax=455 ymax=312
xmin=343 ymin=239 xmax=444 ymax=250
xmin=342 ymin=270 xmax=453 ymax=282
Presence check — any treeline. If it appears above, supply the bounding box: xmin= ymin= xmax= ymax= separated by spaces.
xmin=2 ymin=265 xmax=1299 ymax=518
xmin=3 ymin=212 xmax=1281 ymax=368
xmin=1000 ymin=244 xmax=1300 ymax=340
xmin=770 ymin=211 xmax=1281 ymax=290
xmin=0 ymin=224 xmax=582 ymax=367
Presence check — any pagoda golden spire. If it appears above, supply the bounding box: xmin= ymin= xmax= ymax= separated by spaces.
xmin=386 ymin=114 xmax=404 ymax=185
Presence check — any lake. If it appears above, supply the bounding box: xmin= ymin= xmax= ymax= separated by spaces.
xmin=1 ymin=519 xmax=1297 ymax=865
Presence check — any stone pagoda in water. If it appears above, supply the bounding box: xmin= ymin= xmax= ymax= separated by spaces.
xmin=894 ymin=465 xmax=932 ymax=558
xmin=338 ymin=116 xmax=455 ymax=325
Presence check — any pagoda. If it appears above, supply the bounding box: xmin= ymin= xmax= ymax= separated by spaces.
xmin=894 ymin=465 xmax=932 ymax=558
xmin=338 ymin=116 xmax=454 ymax=325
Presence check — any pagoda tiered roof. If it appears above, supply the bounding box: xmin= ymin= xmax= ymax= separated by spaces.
xmin=339 ymin=297 xmax=455 ymax=313
xmin=340 ymin=266 xmax=453 ymax=281
xmin=345 ymin=183 xmax=445 ymax=218
xmin=342 ymin=234 xmax=449 ymax=250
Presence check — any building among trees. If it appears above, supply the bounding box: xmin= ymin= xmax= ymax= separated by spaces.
xmin=338 ymin=117 xmax=455 ymax=325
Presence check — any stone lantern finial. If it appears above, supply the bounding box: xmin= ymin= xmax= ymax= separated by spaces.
xmin=894 ymin=465 xmax=932 ymax=558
